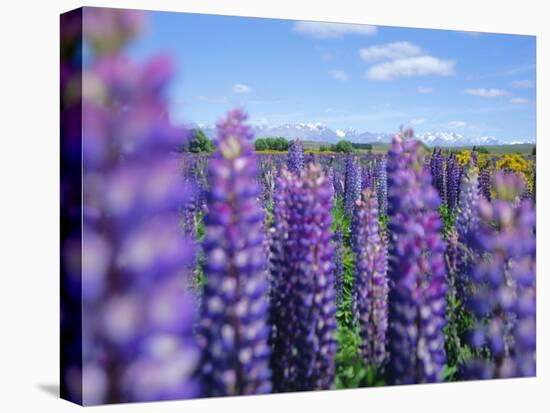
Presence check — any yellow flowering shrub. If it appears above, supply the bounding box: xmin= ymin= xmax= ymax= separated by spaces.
xmin=456 ymin=150 xmax=470 ymax=166
xmin=496 ymin=154 xmax=534 ymax=191
xmin=455 ymin=150 xmax=490 ymax=168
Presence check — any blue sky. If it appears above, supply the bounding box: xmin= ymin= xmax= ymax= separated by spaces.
xmin=127 ymin=10 xmax=536 ymax=143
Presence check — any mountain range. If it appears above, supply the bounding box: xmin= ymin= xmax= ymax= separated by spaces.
xmin=192 ymin=122 xmax=534 ymax=147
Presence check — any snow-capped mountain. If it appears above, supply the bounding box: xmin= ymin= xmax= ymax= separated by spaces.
xmin=508 ymin=138 xmax=536 ymax=145
xmin=415 ymin=132 xmax=500 ymax=147
xmin=190 ymin=122 xmax=531 ymax=147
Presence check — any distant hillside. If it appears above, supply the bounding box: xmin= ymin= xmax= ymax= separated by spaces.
xmin=299 ymin=141 xmax=535 ymax=155
xmin=445 ymin=144 xmax=535 ymax=155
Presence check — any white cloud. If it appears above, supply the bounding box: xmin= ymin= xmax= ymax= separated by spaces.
xmin=329 ymin=69 xmax=350 ymax=81
xmin=465 ymin=88 xmax=509 ymax=97
xmin=512 ymin=79 xmax=534 ymax=88
xmin=366 ymin=56 xmax=455 ymax=81
xmin=417 ymin=86 xmax=433 ymax=94
xmin=510 ymin=97 xmax=529 ymax=104
xmin=410 ymin=118 xmax=425 ymax=125
xmin=293 ymin=21 xmax=377 ymax=39
xmin=231 ymin=83 xmax=253 ymax=93
xmin=359 ymin=42 xmax=423 ymax=61
xmin=448 ymin=120 xmax=466 ymax=128
xmin=194 ymin=95 xmax=228 ymax=103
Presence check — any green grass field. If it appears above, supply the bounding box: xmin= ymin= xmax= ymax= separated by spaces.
xmin=292 ymin=141 xmax=535 ymax=155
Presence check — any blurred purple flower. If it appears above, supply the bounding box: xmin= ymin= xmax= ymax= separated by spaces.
xmin=386 ymin=128 xmax=448 ymax=384
xmin=199 ymin=109 xmax=272 ymax=396
xmin=462 ymin=172 xmax=536 ymax=379
xmin=62 ymin=9 xmax=200 ymax=403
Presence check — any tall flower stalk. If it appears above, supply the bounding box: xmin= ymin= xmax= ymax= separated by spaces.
xmin=63 ymin=8 xmax=200 ymax=404
xmin=344 ymin=155 xmax=362 ymax=218
xmin=352 ymin=189 xmax=389 ymax=368
xmin=462 ymin=172 xmax=536 ymax=379
xmin=269 ymin=163 xmax=337 ymax=392
xmin=375 ymin=156 xmax=388 ymax=216
xmin=456 ymin=164 xmax=481 ymax=242
xmin=386 ymin=129 xmax=448 ymax=384
xmin=446 ymin=154 xmax=460 ymax=210
xmin=287 ymin=138 xmax=305 ymax=175
xmin=480 ymin=167 xmax=492 ymax=201
xmin=199 ymin=109 xmax=272 ymax=396
xmin=430 ymin=148 xmax=446 ymax=204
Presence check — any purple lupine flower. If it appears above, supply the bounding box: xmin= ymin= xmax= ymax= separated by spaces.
xmin=333 ymin=169 xmax=344 ymax=199
xmin=480 ymin=167 xmax=492 ymax=201
xmin=344 ymin=155 xmax=362 ymax=218
xmin=362 ymin=164 xmax=373 ymax=191
xmin=325 ymin=167 xmax=336 ymax=202
xmin=199 ymin=109 xmax=272 ymax=397
xmin=268 ymin=169 xmax=296 ymax=392
xmin=287 ymin=138 xmax=305 ymax=175
xmin=386 ymin=128 xmax=448 ymax=384
xmin=306 ymin=150 xmax=316 ymax=165
xmin=269 ymin=164 xmax=337 ymax=392
xmin=462 ymin=172 xmax=536 ymax=379
xmin=375 ymin=156 xmax=388 ymax=216
xmin=259 ymin=157 xmax=276 ymax=210
xmin=471 ymin=149 xmax=479 ymax=168
xmin=333 ymin=226 xmax=345 ymax=306
xmin=352 ymin=189 xmax=389 ymax=368
xmin=430 ymin=148 xmax=446 ymax=204
xmin=457 ymin=164 xmax=480 ymax=242
xmin=446 ymin=154 xmax=460 ymax=209
xmin=75 ymin=49 xmax=200 ymax=404
xmin=453 ymin=163 xmax=481 ymax=301
xmin=83 ymin=8 xmax=145 ymax=55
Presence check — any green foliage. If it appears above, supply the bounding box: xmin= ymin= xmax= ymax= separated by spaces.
xmin=476 ymin=146 xmax=490 ymax=154
xmin=254 ymin=138 xmax=268 ymax=151
xmin=438 ymin=204 xmax=482 ymax=380
xmin=351 ymin=142 xmax=373 ymax=151
xmin=332 ymin=194 xmax=386 ymax=388
xmin=333 ymin=140 xmax=355 ymax=153
xmin=193 ymin=211 xmax=206 ymax=289
xmin=255 ymin=137 xmax=289 ymax=151
xmin=335 ymin=323 xmax=368 ymax=388
xmin=336 ymin=246 xmax=355 ymax=327
xmin=189 ymin=128 xmax=215 ymax=153
xmin=378 ymin=214 xmax=389 ymax=233
xmin=439 ymin=204 xmax=456 ymax=237
xmin=331 ymin=196 xmax=350 ymax=235
xmin=442 ymin=364 xmax=458 ymax=381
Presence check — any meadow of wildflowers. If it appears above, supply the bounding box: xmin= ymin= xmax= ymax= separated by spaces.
xmin=61 ymin=6 xmax=536 ymax=406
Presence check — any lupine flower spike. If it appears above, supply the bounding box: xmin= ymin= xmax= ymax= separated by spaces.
xmin=199 ymin=109 xmax=272 ymax=396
